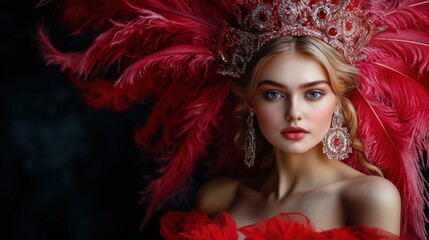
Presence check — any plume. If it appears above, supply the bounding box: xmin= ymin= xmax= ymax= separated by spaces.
xmin=37 ymin=0 xmax=429 ymax=239
xmin=36 ymin=0 xmax=238 ymax=229
xmin=140 ymin=80 xmax=232 ymax=227
xmin=357 ymin=1 xmax=429 ymax=238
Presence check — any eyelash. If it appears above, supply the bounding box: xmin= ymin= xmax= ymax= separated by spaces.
xmin=264 ymin=91 xmax=283 ymax=100
xmin=263 ymin=90 xmax=325 ymax=101
xmin=305 ymin=90 xmax=325 ymax=100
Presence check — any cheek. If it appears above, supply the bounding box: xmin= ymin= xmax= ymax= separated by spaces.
xmin=254 ymin=103 xmax=284 ymax=130
xmin=312 ymin=103 xmax=336 ymax=131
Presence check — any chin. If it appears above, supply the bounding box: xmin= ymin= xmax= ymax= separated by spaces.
xmin=273 ymin=142 xmax=322 ymax=156
xmin=275 ymin=146 xmax=313 ymax=155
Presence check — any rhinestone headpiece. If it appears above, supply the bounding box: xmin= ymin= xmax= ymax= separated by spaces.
xmin=214 ymin=0 xmax=375 ymax=78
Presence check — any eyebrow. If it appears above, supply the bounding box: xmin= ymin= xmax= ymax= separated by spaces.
xmin=257 ymin=80 xmax=329 ymax=89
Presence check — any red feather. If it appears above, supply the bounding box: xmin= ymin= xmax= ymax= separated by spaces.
xmin=367 ymin=0 xmax=429 ymax=31
xmin=37 ymin=1 xmax=429 ymax=239
xmin=351 ymin=89 xmax=427 ymax=240
xmin=355 ymin=60 xmax=429 ymax=239
xmin=36 ymin=25 xmax=83 ymax=72
xmin=141 ymin=81 xmax=232 ymax=228
xmin=355 ymin=1 xmax=429 ymax=239
xmin=368 ymin=31 xmax=429 ymax=74
xmin=134 ymin=0 xmax=235 ymax=28
xmin=115 ymin=45 xmax=215 ymax=86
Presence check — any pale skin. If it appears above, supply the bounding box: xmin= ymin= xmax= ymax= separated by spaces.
xmin=196 ymin=54 xmax=401 ymax=238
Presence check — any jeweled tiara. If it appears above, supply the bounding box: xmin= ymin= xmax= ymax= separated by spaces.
xmin=214 ymin=0 xmax=375 ymax=77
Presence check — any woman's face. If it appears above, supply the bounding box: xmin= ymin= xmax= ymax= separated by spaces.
xmin=251 ymin=54 xmax=337 ymax=155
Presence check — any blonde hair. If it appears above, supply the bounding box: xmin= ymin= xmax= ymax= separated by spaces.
xmin=232 ymin=36 xmax=383 ymax=177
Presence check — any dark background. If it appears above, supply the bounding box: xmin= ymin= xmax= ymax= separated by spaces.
xmin=1 ymin=0 xmax=164 ymax=239
xmin=1 ymin=0 xmax=428 ymax=240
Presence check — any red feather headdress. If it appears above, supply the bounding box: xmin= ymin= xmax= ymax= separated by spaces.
xmin=36 ymin=0 xmax=429 ymax=239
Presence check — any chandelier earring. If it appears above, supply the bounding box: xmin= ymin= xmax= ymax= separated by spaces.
xmin=244 ymin=111 xmax=256 ymax=168
xmin=322 ymin=109 xmax=352 ymax=160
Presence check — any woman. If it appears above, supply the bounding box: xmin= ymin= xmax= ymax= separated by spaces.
xmin=162 ymin=36 xmax=401 ymax=239
xmin=196 ymin=36 xmax=401 ymax=232
xmin=37 ymin=0 xmax=428 ymax=239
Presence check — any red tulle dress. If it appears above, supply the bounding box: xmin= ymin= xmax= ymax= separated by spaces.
xmin=160 ymin=211 xmax=404 ymax=240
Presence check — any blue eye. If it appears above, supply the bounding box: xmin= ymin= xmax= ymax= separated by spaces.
xmin=306 ymin=91 xmax=324 ymax=99
xmin=264 ymin=91 xmax=283 ymax=100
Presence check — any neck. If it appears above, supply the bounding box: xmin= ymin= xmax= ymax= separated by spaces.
xmin=264 ymin=144 xmax=332 ymax=200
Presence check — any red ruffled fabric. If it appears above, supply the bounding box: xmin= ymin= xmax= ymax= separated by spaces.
xmin=160 ymin=211 xmax=405 ymax=240
xmin=160 ymin=211 xmax=238 ymax=239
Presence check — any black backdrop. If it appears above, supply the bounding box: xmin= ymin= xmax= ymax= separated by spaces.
xmin=1 ymin=1 xmax=428 ymax=240
xmin=1 ymin=0 xmax=164 ymax=239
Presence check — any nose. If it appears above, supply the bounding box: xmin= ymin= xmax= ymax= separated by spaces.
xmin=285 ymin=96 xmax=303 ymax=121
xmin=286 ymin=112 xmax=303 ymax=121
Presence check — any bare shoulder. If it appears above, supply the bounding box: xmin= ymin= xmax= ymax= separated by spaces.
xmin=343 ymin=175 xmax=401 ymax=235
xmin=343 ymin=175 xmax=401 ymax=210
xmin=196 ymin=178 xmax=240 ymax=218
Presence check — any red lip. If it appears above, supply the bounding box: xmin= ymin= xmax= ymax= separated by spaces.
xmin=281 ymin=127 xmax=308 ymax=140
xmin=282 ymin=127 xmax=309 ymax=133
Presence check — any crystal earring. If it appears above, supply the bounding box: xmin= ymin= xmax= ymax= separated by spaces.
xmin=244 ymin=111 xmax=256 ymax=168
xmin=322 ymin=109 xmax=352 ymax=160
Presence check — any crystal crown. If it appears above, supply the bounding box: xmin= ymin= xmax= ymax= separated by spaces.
xmin=214 ymin=0 xmax=375 ymax=77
